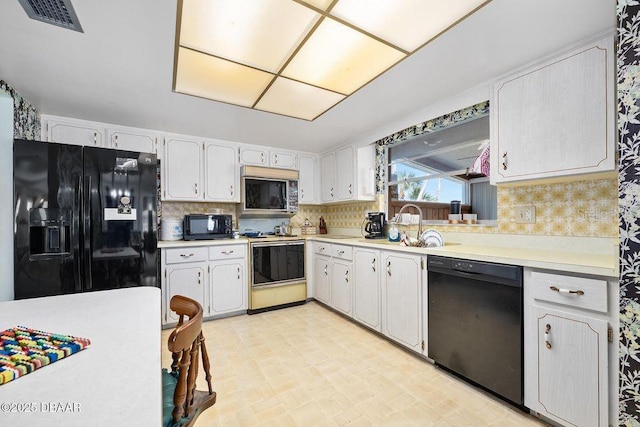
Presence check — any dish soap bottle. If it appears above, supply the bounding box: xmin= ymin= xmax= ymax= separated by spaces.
xmin=388 ymin=224 xmax=400 ymax=242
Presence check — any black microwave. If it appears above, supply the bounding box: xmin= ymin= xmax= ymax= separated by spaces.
xmin=183 ymin=214 xmax=232 ymax=240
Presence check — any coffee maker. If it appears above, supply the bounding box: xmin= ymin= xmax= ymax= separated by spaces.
xmin=364 ymin=212 xmax=385 ymax=239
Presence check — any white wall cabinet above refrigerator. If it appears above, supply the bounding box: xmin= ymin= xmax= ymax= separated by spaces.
xmin=490 ymin=35 xmax=615 ymax=185
xmin=108 ymin=127 xmax=158 ymax=154
xmin=44 ymin=116 xmax=106 ymax=147
xmin=320 ymin=144 xmax=375 ymax=203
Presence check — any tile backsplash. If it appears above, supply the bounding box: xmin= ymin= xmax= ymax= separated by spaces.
xmin=161 ymin=177 xmax=617 ymax=238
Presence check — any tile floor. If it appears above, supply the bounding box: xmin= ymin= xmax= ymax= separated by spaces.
xmin=161 ymin=302 xmax=546 ymax=426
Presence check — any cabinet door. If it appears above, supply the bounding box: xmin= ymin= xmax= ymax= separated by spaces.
xmin=165 ymin=264 xmax=207 ymax=322
xmin=270 ymin=151 xmax=296 ymax=169
xmin=210 ymin=260 xmax=247 ymax=315
xmin=492 ymin=36 xmax=614 ymax=183
xmin=314 ymin=256 xmax=331 ymax=304
xmin=336 ymin=145 xmax=355 ymax=200
xmin=353 ymin=248 xmax=381 ymax=331
xmin=204 ymin=142 xmax=238 ymax=202
xmin=382 ymin=252 xmax=422 ymax=352
xmin=163 ymin=137 xmax=202 ymax=200
xmin=331 ymin=260 xmax=352 ymax=316
xmin=109 ymin=130 xmax=156 ymax=153
xmin=320 ymin=152 xmax=336 ymax=202
xmin=48 ymin=120 xmax=104 ymax=147
xmin=298 ymin=155 xmax=316 ymax=203
xmin=240 ymin=147 xmax=267 ymax=166
xmin=531 ymin=305 xmax=608 ymax=427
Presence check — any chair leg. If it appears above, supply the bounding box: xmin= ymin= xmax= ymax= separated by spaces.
xmin=199 ymin=333 xmax=214 ymax=395
xmin=172 ymin=349 xmax=191 ymax=423
xmin=185 ymin=341 xmax=200 ymax=416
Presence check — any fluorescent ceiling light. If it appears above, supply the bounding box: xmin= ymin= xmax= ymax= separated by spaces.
xmin=174 ymin=0 xmax=490 ymax=121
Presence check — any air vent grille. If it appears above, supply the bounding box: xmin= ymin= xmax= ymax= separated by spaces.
xmin=17 ymin=0 xmax=83 ymax=32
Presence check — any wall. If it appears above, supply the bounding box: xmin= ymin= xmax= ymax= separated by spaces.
xmin=0 ymin=80 xmax=41 ymax=301
xmin=617 ymin=2 xmax=640 ymax=424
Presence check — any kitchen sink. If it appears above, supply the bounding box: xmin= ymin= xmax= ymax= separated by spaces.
xmin=356 ymin=239 xmax=460 ymax=247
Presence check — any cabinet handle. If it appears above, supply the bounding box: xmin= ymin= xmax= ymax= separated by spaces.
xmin=261 ymin=152 xmax=265 ymax=163
xmin=387 ymin=261 xmax=391 ymax=276
xmin=221 ymin=250 xmax=234 ymax=255
xmin=337 ymin=250 xmax=345 ymax=255
xmin=502 ymin=151 xmax=508 ymax=171
xmin=372 ymin=258 xmax=376 ymax=272
xmin=319 ymin=247 xmax=325 ymax=252
xmin=198 ymin=271 xmax=201 ymax=284
xmin=194 ymin=183 xmax=198 ymax=195
xmin=324 ymin=265 xmax=328 ymax=275
xmin=180 ymin=253 xmax=195 ymax=258
xmin=230 ymin=185 xmax=234 ymax=196
xmin=330 ymin=188 xmax=334 ymax=198
xmin=348 ymin=184 xmax=352 ymax=195
xmin=301 ymin=189 xmax=304 ymax=199
xmin=93 ymin=132 xmax=98 ymax=145
xmin=114 ymin=134 xmax=118 ymax=147
xmin=345 ymin=270 xmax=349 ymax=283
xmin=549 ymin=286 xmax=584 ymax=296
xmin=237 ymin=267 xmax=241 ymax=280
xmin=544 ymin=324 xmax=552 ymax=349
xmin=274 ymin=154 xmax=278 ymax=164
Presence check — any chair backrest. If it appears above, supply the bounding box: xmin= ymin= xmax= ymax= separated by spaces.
xmin=166 ymin=295 xmax=205 ymax=425
xmin=167 ymin=295 xmax=203 ymax=354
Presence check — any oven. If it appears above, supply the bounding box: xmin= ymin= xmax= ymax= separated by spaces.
xmin=248 ymin=240 xmax=306 ymax=313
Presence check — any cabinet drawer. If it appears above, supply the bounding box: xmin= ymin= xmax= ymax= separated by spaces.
xmin=332 ymin=244 xmax=353 ymax=261
xmin=314 ymin=242 xmax=332 ymax=256
xmin=209 ymin=244 xmax=246 ymax=260
xmin=165 ymin=247 xmax=208 ymax=264
xmin=530 ymin=271 xmax=607 ymax=313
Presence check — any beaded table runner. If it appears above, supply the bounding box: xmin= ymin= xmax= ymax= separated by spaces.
xmin=0 ymin=326 xmax=91 ymax=385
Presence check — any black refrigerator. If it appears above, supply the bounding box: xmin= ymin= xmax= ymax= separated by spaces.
xmin=13 ymin=139 xmax=158 ymax=299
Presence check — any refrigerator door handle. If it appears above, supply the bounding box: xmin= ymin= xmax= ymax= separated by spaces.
xmin=73 ymin=176 xmax=82 ymax=292
xmin=83 ymin=175 xmax=93 ymax=290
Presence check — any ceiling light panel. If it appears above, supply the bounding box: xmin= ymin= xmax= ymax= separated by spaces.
xmin=297 ymin=0 xmax=336 ymax=11
xmin=282 ymin=18 xmax=406 ymax=95
xmin=180 ymin=0 xmax=320 ymax=73
xmin=255 ymin=77 xmax=345 ymax=120
xmin=331 ymin=0 xmax=489 ymax=52
xmin=175 ymin=47 xmax=274 ymax=107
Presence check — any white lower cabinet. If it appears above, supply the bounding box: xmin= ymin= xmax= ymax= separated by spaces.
xmin=330 ymin=260 xmax=352 ymax=316
xmin=353 ymin=248 xmax=381 ymax=332
xmin=164 ymin=263 xmax=207 ymax=323
xmin=161 ymin=243 xmax=248 ymax=325
xmin=381 ymin=251 xmax=424 ymax=352
xmin=531 ymin=305 xmax=607 ymax=427
xmin=524 ymin=268 xmax=617 ymax=427
xmin=210 ymin=259 xmax=247 ymax=315
xmin=314 ymin=255 xmax=331 ymax=304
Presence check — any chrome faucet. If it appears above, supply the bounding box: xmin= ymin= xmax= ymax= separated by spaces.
xmin=397 ymin=203 xmax=423 ymax=239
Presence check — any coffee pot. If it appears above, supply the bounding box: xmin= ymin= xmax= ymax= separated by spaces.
xmin=364 ymin=212 xmax=385 ymax=239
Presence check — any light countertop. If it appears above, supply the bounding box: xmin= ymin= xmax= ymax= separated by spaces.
xmin=0 ymin=287 xmax=161 ymax=426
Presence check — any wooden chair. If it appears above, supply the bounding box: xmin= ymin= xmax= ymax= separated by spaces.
xmin=166 ymin=295 xmax=216 ymax=426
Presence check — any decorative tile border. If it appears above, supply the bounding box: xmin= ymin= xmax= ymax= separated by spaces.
xmin=618 ymin=2 xmax=640 ymax=424
xmin=0 ymin=79 xmax=40 ymax=140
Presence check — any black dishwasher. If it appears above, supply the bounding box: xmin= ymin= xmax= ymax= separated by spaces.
xmin=427 ymin=255 xmax=523 ymax=406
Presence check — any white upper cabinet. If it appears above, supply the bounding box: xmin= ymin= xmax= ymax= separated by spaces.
xmin=321 ymin=144 xmax=375 ymax=203
xmin=45 ymin=116 xmax=105 ymax=147
xmin=240 ymin=147 xmax=298 ymax=169
xmin=108 ymin=128 xmax=157 ymax=153
xmin=240 ymin=147 xmax=268 ymax=166
xmin=163 ymin=136 xmax=203 ymax=201
xmin=298 ymin=155 xmax=317 ymax=204
xmin=204 ymin=141 xmax=239 ymax=202
xmin=320 ymin=152 xmax=336 ymax=202
xmin=491 ymin=35 xmax=615 ymax=184
xmin=270 ymin=151 xmax=296 ymax=169
xmin=336 ymin=145 xmax=355 ymax=200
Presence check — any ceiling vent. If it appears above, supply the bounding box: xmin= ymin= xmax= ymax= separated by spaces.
xmin=17 ymin=0 xmax=83 ymax=32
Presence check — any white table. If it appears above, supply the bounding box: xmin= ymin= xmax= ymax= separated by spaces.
xmin=0 ymin=287 xmax=161 ymax=426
